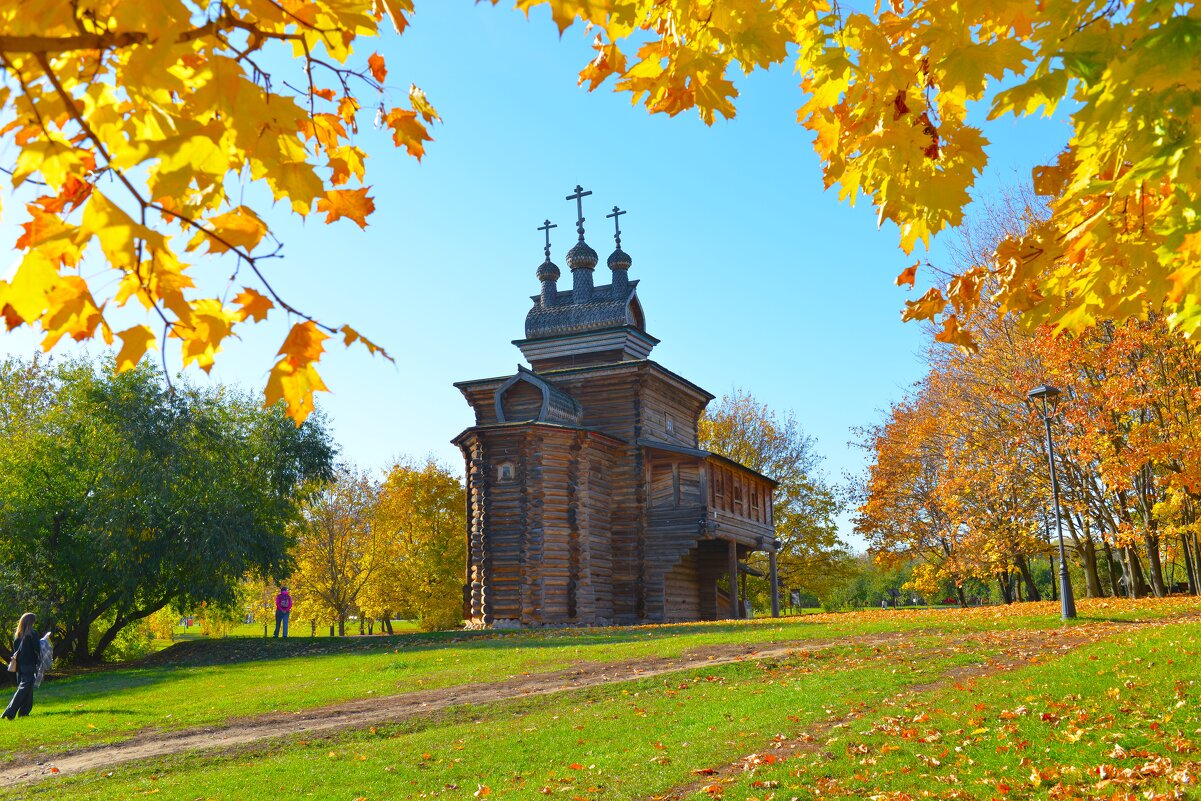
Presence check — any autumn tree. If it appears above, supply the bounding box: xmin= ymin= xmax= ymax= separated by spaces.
xmin=3 ymin=2 xmax=1196 ymax=418
xmin=699 ymin=390 xmax=849 ymax=602
xmin=364 ymin=458 xmax=466 ymax=632
xmin=0 ymin=355 xmax=334 ymax=663
xmin=288 ymin=466 xmax=381 ymax=636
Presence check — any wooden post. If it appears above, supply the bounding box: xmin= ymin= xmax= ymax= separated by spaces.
xmin=769 ymin=543 xmax=780 ymax=618
xmin=728 ymin=538 xmax=740 ymax=620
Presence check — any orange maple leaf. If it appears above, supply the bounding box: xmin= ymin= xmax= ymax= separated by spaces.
xmin=234 ymin=288 xmax=274 ymax=323
xmin=317 ymin=188 xmax=375 ymax=229
xmin=384 ymin=108 xmax=432 ymax=160
xmin=368 ymin=52 xmax=387 ymax=83
xmin=896 ymin=261 xmax=919 ymax=289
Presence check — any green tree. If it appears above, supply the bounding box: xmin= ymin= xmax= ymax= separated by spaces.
xmin=699 ymin=390 xmax=851 ymax=603
xmin=0 ymin=356 xmax=334 ymax=663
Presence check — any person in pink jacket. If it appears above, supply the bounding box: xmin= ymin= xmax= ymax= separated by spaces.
xmin=273 ymin=586 xmax=292 ymax=638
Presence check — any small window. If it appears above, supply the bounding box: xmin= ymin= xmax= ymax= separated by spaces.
xmin=665 ymin=414 xmax=674 ymax=435
xmin=497 ymin=462 xmax=515 ymax=482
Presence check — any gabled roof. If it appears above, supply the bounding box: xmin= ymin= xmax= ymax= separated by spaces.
xmin=525 ymin=280 xmax=642 ymax=339
xmin=494 ymin=366 xmax=582 ymax=425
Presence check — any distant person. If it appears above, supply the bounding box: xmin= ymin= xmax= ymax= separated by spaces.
xmin=274 ymin=586 xmax=293 ymax=638
xmin=4 ymin=613 xmax=39 ymax=719
xmin=881 ymin=598 xmax=888 ymax=610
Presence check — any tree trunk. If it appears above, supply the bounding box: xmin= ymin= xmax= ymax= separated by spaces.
xmin=1144 ymin=529 xmax=1167 ymax=597
xmin=310 ymin=620 xmax=316 ymax=637
xmin=329 ymin=624 xmax=335 ymax=636
xmin=955 ymin=585 xmax=967 ymax=606
xmin=1016 ymin=555 xmax=1041 ymax=602
xmin=1102 ymin=539 xmax=1122 ymax=597
xmin=263 ymin=622 xmax=268 ymax=637
xmin=1080 ymin=538 xmax=1103 ymax=598
xmin=1185 ymin=533 xmax=1200 ymax=595
xmin=338 ymin=616 xmax=345 ymax=637
xmin=367 ymin=619 xmax=374 ymax=635
xmin=998 ymin=572 xmax=1013 ymax=604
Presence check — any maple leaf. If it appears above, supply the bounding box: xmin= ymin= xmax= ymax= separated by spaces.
xmin=368 ymin=53 xmax=387 ymax=83
xmin=384 ymin=108 xmax=433 ymax=160
xmin=340 ymin=325 xmax=393 ymax=361
xmin=115 ymin=325 xmax=157 ymax=371
xmin=901 ymin=288 xmax=946 ymax=322
xmin=896 ymin=261 xmax=919 ymax=289
xmin=188 ymin=206 xmax=269 ymax=255
xmin=317 ymin=188 xmax=375 ymax=229
xmin=234 ymin=288 xmax=275 ymax=323
xmin=265 ymin=322 xmax=331 ymax=422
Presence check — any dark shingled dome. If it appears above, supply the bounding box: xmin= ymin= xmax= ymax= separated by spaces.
xmin=536 ymin=257 xmax=560 ymax=282
xmin=566 ymin=240 xmax=598 ymax=270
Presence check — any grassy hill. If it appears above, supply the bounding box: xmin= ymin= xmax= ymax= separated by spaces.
xmin=3 ymin=598 xmax=1199 ymax=800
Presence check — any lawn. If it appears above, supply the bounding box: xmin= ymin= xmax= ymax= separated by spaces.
xmin=3 ymin=597 xmax=1199 ymax=800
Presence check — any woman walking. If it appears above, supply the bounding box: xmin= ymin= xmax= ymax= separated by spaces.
xmin=4 ymin=613 xmax=39 ymax=720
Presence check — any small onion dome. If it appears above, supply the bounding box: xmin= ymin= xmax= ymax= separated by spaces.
xmin=607 ymin=246 xmax=631 ymax=271
xmin=536 ymin=257 xmax=560 ymax=282
xmin=566 ymin=240 xmax=598 ymax=270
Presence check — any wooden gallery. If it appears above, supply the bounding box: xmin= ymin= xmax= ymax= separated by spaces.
xmin=453 ymin=187 xmax=779 ymax=627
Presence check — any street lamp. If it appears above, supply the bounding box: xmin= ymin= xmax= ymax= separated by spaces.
xmin=1028 ymin=384 xmax=1077 ymax=620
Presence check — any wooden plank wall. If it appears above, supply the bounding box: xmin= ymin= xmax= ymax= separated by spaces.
xmin=483 ymin=430 xmax=526 ymax=622
xmin=641 ymin=375 xmax=706 ymax=447
xmin=664 ymin=547 xmax=701 ymax=621
xmin=549 ymin=370 xmax=645 ymax=623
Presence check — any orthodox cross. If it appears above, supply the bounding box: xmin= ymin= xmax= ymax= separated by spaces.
xmin=537 ymin=219 xmax=557 ymax=260
xmin=566 ymin=184 xmax=592 ymax=240
xmin=606 ymin=206 xmax=626 ymax=249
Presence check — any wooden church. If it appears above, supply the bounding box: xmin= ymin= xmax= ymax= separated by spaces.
xmin=453 ymin=187 xmax=779 ymax=627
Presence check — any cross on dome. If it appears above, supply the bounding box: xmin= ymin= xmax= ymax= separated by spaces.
xmin=538 ymin=219 xmax=557 ymax=260
xmin=606 ymin=206 xmax=626 ymax=249
xmin=566 ymin=185 xmax=592 ymax=241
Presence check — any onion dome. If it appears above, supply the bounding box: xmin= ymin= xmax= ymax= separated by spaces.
xmin=536 ymin=257 xmax=560 ymax=282
xmin=566 ymin=240 xmax=598 ymax=270
xmin=607 ymin=246 xmax=631 ymax=271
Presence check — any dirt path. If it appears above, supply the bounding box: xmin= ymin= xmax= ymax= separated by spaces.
xmin=0 ymin=619 xmax=1161 ymax=789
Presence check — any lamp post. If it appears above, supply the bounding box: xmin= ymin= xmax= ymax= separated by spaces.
xmin=1028 ymin=384 xmax=1077 ymax=620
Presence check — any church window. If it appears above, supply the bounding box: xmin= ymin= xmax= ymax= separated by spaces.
xmin=497 ymin=462 xmax=515 ymax=482
xmin=666 ymin=415 xmax=675 ymax=435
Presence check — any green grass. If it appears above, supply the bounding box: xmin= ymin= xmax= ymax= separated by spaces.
xmin=25 ymin=635 xmax=998 ymax=800
xmin=8 ymin=597 xmax=1191 ymax=760
xmin=710 ymin=617 xmax=1201 ymax=800
xmin=4 ymin=596 xmax=1199 ymax=800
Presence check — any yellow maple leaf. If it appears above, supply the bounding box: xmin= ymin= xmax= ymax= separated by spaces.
xmin=187 ymin=206 xmax=269 ymax=255
xmin=115 ymin=325 xmax=157 ymax=371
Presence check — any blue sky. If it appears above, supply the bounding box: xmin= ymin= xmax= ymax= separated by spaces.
xmin=0 ymin=3 xmax=1071 ymax=548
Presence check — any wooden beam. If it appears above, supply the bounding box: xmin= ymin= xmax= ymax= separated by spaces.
xmin=728 ymin=539 xmax=740 ymax=620
xmin=769 ymin=544 xmax=780 ymax=618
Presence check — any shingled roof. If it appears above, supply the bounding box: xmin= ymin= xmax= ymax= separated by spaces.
xmin=525 ymin=279 xmax=642 ymax=339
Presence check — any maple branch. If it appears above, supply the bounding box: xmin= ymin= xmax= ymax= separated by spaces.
xmin=0 ymin=14 xmax=315 ymax=55
xmin=33 ymin=50 xmax=335 ymax=340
